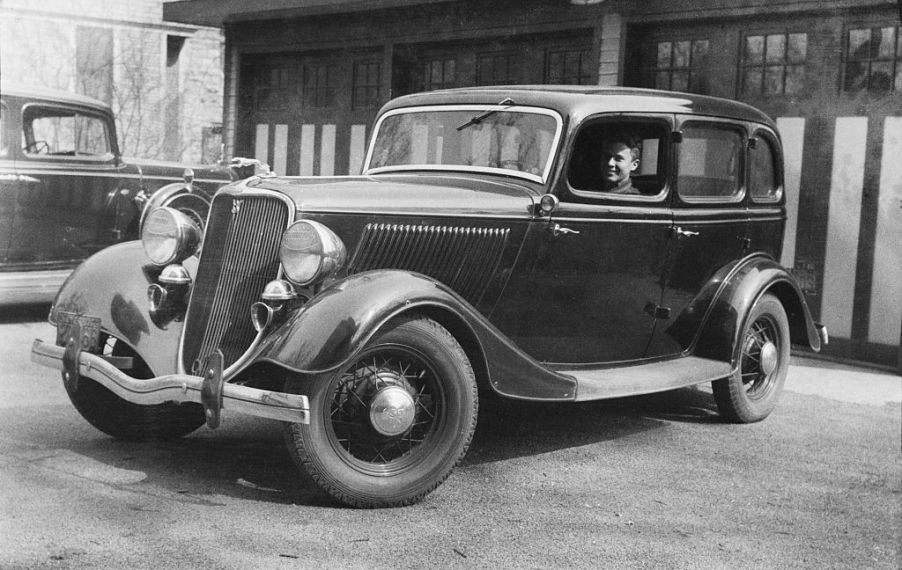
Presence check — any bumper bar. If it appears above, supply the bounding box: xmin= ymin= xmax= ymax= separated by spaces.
xmin=31 ymin=339 xmax=309 ymax=426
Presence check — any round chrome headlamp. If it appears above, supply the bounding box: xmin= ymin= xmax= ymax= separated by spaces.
xmin=141 ymin=207 xmax=202 ymax=266
xmin=279 ymin=220 xmax=346 ymax=286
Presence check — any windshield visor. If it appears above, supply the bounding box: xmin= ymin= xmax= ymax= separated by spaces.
xmin=364 ymin=106 xmax=562 ymax=183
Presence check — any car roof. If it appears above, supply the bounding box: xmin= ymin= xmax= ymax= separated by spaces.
xmin=380 ymin=85 xmax=775 ymax=128
xmin=0 ymin=81 xmax=112 ymax=112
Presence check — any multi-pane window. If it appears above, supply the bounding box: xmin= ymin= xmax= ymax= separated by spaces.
xmin=353 ymin=61 xmax=382 ymax=109
xmin=422 ymin=58 xmax=456 ymax=91
xmin=546 ymin=48 xmax=594 ymax=85
xmin=844 ymin=25 xmax=901 ymax=93
xmin=246 ymin=64 xmax=292 ymax=111
xmin=303 ymin=64 xmax=337 ymax=107
xmin=653 ymin=40 xmax=711 ymax=93
xmin=477 ymin=53 xmax=519 ymax=86
xmin=742 ymin=33 xmax=807 ymax=96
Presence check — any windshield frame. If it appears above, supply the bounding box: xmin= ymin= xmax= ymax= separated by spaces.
xmin=362 ymin=104 xmax=564 ymax=184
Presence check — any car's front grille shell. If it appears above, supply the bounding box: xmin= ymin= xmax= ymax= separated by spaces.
xmin=181 ymin=191 xmax=291 ymax=374
xmin=348 ymin=223 xmax=509 ymax=305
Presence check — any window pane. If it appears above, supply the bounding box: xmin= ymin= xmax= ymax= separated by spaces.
xmin=672 ymin=70 xmax=690 ymax=91
xmin=876 ymin=27 xmax=896 ymax=59
xmin=766 ymin=34 xmax=786 ymax=64
xmin=788 ymin=33 xmax=807 ymax=64
xmin=692 ymin=40 xmax=710 ymax=62
xmin=895 ymin=68 xmax=902 ymax=91
xmin=656 ymin=71 xmax=671 ymax=90
xmin=657 ymin=42 xmax=672 ymax=67
xmin=844 ymin=61 xmax=869 ymax=92
xmin=750 ymin=135 xmax=778 ymax=201
xmin=764 ymin=66 xmax=784 ymax=94
xmin=678 ymin=126 xmax=743 ymax=199
xmin=745 ymin=36 xmax=764 ymax=64
xmin=848 ymin=28 xmax=870 ymax=59
xmin=784 ymin=64 xmax=805 ymax=94
xmin=870 ymin=61 xmax=893 ymax=91
xmin=674 ymin=41 xmax=690 ymax=67
xmin=743 ymin=67 xmax=763 ymax=94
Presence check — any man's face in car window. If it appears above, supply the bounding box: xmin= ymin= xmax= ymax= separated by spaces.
xmin=601 ymin=141 xmax=639 ymax=190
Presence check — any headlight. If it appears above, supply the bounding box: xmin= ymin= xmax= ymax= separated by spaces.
xmin=279 ymin=220 xmax=346 ymax=286
xmin=141 ymin=207 xmax=201 ymax=266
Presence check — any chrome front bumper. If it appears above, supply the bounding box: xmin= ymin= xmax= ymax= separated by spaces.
xmin=31 ymin=339 xmax=309 ymax=426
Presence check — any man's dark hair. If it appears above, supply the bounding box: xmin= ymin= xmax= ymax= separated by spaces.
xmin=603 ymin=133 xmax=641 ymax=162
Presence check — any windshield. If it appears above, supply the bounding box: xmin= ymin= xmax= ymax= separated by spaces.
xmin=364 ymin=105 xmax=562 ymax=183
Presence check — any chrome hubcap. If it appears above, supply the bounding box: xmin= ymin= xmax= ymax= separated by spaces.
xmin=759 ymin=341 xmax=778 ymax=376
xmin=369 ymin=385 xmax=416 ymax=436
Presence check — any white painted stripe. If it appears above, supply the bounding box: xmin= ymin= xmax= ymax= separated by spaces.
xmin=349 ymin=124 xmax=367 ymax=175
xmin=320 ymin=124 xmax=336 ymax=176
xmin=273 ymin=124 xmax=288 ymax=176
xmin=412 ymin=124 xmax=429 ymax=164
xmin=299 ymin=124 xmax=316 ymax=176
xmin=776 ymin=117 xmax=805 ymax=269
xmin=254 ymin=124 xmax=269 ymax=165
xmin=821 ymin=117 xmax=868 ymax=339
xmin=868 ymin=117 xmax=902 ymax=345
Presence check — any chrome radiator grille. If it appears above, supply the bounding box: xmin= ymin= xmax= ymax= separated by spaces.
xmin=348 ymin=223 xmax=509 ymax=304
xmin=182 ymin=193 xmax=290 ymax=373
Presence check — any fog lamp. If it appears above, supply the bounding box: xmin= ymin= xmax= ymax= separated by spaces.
xmin=141 ymin=207 xmax=201 ymax=266
xmin=279 ymin=220 xmax=346 ymax=286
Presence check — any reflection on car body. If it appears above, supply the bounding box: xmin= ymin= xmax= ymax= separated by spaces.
xmin=31 ymin=86 xmax=826 ymax=508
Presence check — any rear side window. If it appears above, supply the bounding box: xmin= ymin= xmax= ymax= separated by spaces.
xmin=21 ymin=105 xmax=112 ymax=158
xmin=677 ymin=123 xmax=744 ymax=202
xmin=749 ymin=132 xmax=782 ymax=202
xmin=0 ymin=102 xmax=8 ymax=158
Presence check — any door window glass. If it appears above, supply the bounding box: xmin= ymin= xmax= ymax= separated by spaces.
xmin=568 ymin=119 xmax=669 ymax=198
xmin=0 ymin=103 xmax=7 ymax=158
xmin=677 ymin=124 xmax=743 ymax=202
xmin=21 ymin=106 xmax=112 ymax=158
xmin=749 ymin=133 xmax=782 ymax=202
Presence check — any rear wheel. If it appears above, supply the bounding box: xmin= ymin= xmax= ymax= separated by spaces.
xmin=283 ymin=315 xmax=478 ymax=508
xmin=713 ymin=293 xmax=790 ymax=423
xmin=65 ymin=334 xmax=205 ymax=441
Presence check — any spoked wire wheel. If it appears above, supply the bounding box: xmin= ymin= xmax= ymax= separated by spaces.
xmin=284 ymin=315 xmax=478 ymax=508
xmin=713 ymin=293 xmax=790 ymax=423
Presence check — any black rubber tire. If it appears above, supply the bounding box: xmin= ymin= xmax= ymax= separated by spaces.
xmin=713 ymin=293 xmax=790 ymax=423
xmin=65 ymin=335 xmax=205 ymax=441
xmin=283 ymin=315 xmax=478 ymax=508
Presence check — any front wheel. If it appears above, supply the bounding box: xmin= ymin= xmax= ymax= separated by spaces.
xmin=713 ymin=293 xmax=790 ymax=423
xmin=283 ymin=315 xmax=478 ymax=508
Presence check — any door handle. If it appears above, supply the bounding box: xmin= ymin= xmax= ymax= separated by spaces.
xmin=672 ymin=226 xmax=699 ymax=238
xmin=550 ymin=223 xmax=580 ymax=237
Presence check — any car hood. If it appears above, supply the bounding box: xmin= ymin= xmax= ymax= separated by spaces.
xmin=243 ymin=173 xmax=539 ymax=219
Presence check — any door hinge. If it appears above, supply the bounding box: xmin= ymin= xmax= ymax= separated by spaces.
xmin=644 ymin=303 xmax=672 ymax=320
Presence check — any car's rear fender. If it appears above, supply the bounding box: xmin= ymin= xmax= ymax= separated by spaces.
xmin=50 ymin=241 xmax=185 ymax=376
xmin=254 ymin=270 xmax=578 ymax=401
xmin=670 ymin=254 xmax=822 ymax=364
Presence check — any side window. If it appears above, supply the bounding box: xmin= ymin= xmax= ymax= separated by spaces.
xmin=21 ymin=106 xmax=112 ymax=158
xmin=568 ymin=120 xmax=669 ymax=198
xmin=749 ymin=133 xmax=782 ymax=202
xmin=677 ymin=124 xmax=744 ymax=202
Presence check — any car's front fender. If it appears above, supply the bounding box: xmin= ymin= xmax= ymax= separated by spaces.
xmin=254 ymin=270 xmax=578 ymax=401
xmin=51 ymin=241 xmax=185 ymax=376
xmin=668 ymin=254 xmax=822 ymax=364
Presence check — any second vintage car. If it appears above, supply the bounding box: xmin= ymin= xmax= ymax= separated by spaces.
xmin=32 ymin=86 xmax=826 ymax=508
xmin=0 ymin=82 xmax=262 ymax=304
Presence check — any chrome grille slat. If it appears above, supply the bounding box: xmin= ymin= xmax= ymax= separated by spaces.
xmin=348 ymin=223 xmax=509 ymax=304
xmin=182 ymin=193 xmax=290 ymax=373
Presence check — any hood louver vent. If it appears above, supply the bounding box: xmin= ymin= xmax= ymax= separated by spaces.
xmin=348 ymin=223 xmax=509 ymax=305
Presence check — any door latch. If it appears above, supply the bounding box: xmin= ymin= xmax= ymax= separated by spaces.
xmin=550 ymin=223 xmax=580 ymax=237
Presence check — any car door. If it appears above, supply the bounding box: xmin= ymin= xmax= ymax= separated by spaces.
xmin=646 ymin=117 xmax=750 ymax=357
xmin=10 ymin=102 xmax=121 ymax=266
xmin=0 ymin=99 xmax=15 ymax=263
xmin=492 ymin=115 xmax=674 ymax=364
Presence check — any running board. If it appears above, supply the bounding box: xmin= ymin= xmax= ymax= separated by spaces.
xmin=563 ymin=356 xmax=732 ymax=402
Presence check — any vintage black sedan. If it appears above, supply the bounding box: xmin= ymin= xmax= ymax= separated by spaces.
xmin=0 ymin=82 xmax=245 ymax=304
xmin=32 ymin=86 xmax=826 ymax=508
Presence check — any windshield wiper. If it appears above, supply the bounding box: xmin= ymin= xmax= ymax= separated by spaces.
xmin=456 ymin=97 xmax=515 ymax=131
